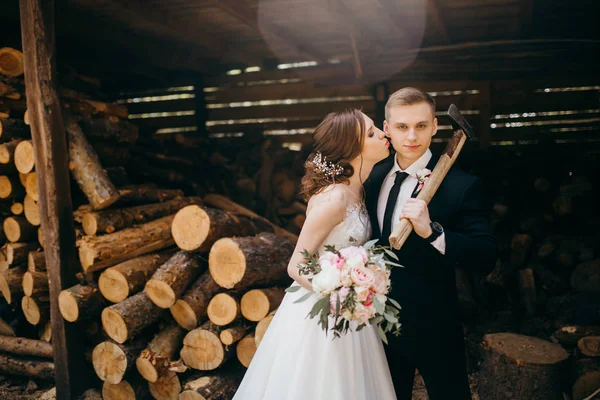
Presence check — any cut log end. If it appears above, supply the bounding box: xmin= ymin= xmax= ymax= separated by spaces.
xmin=170 ymin=299 xmax=198 ymax=331
xmin=21 ymin=296 xmax=43 ymax=325
xmin=22 ymin=271 xmax=33 ymax=297
xmin=241 ymin=288 xmax=283 ymax=322
xmin=82 ymin=213 xmax=99 ymax=236
xmin=135 ymin=357 xmax=158 ymax=383
xmin=98 ymin=268 xmax=129 ymax=303
xmin=578 ymin=336 xmax=600 ymax=358
xmin=92 ymin=341 xmax=129 ymax=384
xmin=0 ymin=48 xmax=24 ymax=77
xmin=58 ymin=290 xmax=79 ymax=322
xmin=237 ymin=334 xmax=257 ymax=368
xmin=148 ymin=371 xmax=181 ymax=400
xmin=101 ymin=381 xmax=136 ymax=400
xmin=14 ymin=140 xmax=34 ymax=174
xmin=171 ymin=205 xmax=210 ymax=251
xmin=0 ymin=176 xmax=17 ymax=199
xmin=484 ymin=332 xmax=569 ymax=365
xmin=101 ymin=308 xmax=129 ymax=344
xmin=207 ymin=293 xmax=239 ymax=326
xmin=181 ymin=327 xmax=225 ymax=371
xmin=179 ymin=391 xmax=204 ymax=400
xmin=208 ymin=238 xmax=245 ymax=289
xmin=11 ymin=202 xmax=23 ymax=215
xmin=145 ymin=279 xmax=176 ymax=309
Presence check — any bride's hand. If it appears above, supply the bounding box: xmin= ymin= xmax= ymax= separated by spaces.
xmin=400 ymin=199 xmax=433 ymax=239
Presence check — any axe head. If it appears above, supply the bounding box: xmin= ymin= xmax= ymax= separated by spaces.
xmin=447 ymin=104 xmax=474 ymax=139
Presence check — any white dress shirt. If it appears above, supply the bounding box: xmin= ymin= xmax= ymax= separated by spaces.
xmin=377 ymin=149 xmax=446 ymax=254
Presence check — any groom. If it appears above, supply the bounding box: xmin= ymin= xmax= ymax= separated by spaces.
xmin=365 ymin=87 xmax=497 ymax=399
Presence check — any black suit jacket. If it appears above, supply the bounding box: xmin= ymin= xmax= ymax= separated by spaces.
xmin=365 ymin=153 xmax=497 ymax=338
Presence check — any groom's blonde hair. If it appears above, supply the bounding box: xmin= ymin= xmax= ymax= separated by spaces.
xmin=385 ymin=87 xmax=436 ymax=120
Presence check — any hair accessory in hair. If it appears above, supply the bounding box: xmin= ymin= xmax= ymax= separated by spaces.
xmin=312 ymin=152 xmax=344 ymax=179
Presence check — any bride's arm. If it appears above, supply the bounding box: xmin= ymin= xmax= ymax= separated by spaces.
xmin=287 ymin=192 xmax=346 ymax=291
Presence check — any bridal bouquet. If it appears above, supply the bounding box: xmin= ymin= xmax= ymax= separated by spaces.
xmin=286 ymin=239 xmax=402 ymax=342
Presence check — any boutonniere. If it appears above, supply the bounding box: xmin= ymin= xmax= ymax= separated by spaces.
xmin=414 ymin=168 xmax=432 ymax=196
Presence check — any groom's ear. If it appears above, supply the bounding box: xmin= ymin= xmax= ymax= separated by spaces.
xmin=383 ymin=120 xmax=389 ymax=134
xmin=432 ymin=118 xmax=438 ymax=137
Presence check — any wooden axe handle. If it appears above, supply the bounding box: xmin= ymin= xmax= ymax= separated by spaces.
xmin=389 ymin=130 xmax=468 ymax=250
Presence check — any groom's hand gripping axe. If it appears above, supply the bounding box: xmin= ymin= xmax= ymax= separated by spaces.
xmin=388 ymin=104 xmax=475 ymax=250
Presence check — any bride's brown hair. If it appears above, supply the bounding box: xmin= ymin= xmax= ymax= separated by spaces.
xmin=301 ymin=109 xmax=366 ymax=199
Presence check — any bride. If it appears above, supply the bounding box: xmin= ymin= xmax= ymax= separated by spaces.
xmin=233 ymin=109 xmax=396 ymax=400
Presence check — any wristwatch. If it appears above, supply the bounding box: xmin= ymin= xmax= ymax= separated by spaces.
xmin=426 ymin=222 xmax=444 ymax=243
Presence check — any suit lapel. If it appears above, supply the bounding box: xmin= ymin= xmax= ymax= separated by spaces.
xmin=365 ymin=155 xmax=394 ymax=239
xmin=409 ymin=155 xmax=439 ymax=198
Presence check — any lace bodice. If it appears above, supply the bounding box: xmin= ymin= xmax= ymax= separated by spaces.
xmin=317 ymin=202 xmax=372 ymax=254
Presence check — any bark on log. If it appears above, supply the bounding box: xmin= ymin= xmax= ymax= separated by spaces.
xmin=64 ymin=113 xmax=119 ymax=210
xmin=478 ymin=333 xmax=569 ymax=400
xmin=179 ymin=365 xmax=245 ymax=400
xmin=236 ymin=333 xmax=257 ymax=368
xmin=101 ymin=374 xmax=151 ymax=400
xmin=571 ymin=259 xmax=600 ymax=292
xmin=519 ymin=268 xmax=537 ymax=315
xmin=0 ymin=47 xmax=24 ymax=77
xmin=58 ymin=283 xmax=107 ymax=322
xmin=220 ymin=321 xmax=252 ymax=346
xmin=116 ymin=184 xmax=184 ymax=206
xmin=11 ymin=202 xmax=23 ymax=215
xmin=28 ymin=250 xmax=46 ymax=272
xmin=0 ymin=336 xmax=53 ymax=358
xmin=135 ymin=321 xmax=186 ymax=383
xmin=208 ymin=232 xmax=294 ymax=290
xmin=577 ymin=336 xmax=600 ymax=358
xmin=92 ymin=339 xmax=145 ymax=384
xmin=77 ymin=215 xmax=176 ymax=273
xmin=78 ymin=389 xmax=102 ymax=400
xmin=572 ymin=358 xmax=600 ymax=400
xmin=171 ymin=205 xmax=274 ymax=252
xmin=180 ymin=321 xmax=233 ymax=370
xmin=0 ymin=353 xmax=54 ymax=379
xmin=0 ymin=266 xmax=25 ymax=303
xmin=255 ymin=310 xmax=276 ymax=347
xmin=101 ymin=291 xmax=163 ymax=343
xmin=21 ymin=295 xmax=49 ymax=326
xmin=145 ymin=251 xmax=206 ymax=309
xmin=6 ymin=242 xmax=38 ymax=265
xmin=38 ymin=321 xmax=51 ymax=342
xmin=0 ymin=138 xmax=22 ymax=164
xmin=0 ymin=250 xmax=7 ymax=272
xmin=148 ymin=370 xmax=181 ymax=400
xmin=170 ymin=273 xmax=221 ymax=330
xmin=13 ymin=139 xmax=34 ymax=173
xmin=0 ymin=118 xmax=30 ymax=142
xmin=22 ymin=270 xmax=48 ymax=297
xmin=552 ymin=326 xmax=600 ymax=348
xmin=83 ymin=196 xmax=203 ymax=236
xmin=79 ymin=118 xmax=139 ymax=144
xmin=207 ymin=292 xmax=241 ymax=326
xmin=240 ymin=287 xmax=285 ymax=322
xmin=23 ymin=194 xmax=40 ymax=226
xmin=4 ymin=216 xmax=37 ymax=242
xmin=99 ymin=251 xmax=174 ymax=303
xmin=0 ymin=175 xmax=24 ymax=199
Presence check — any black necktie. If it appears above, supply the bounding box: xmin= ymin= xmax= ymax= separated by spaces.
xmin=381 ymin=171 xmax=409 ymax=245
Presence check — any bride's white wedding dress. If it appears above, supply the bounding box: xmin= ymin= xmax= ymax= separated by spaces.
xmin=232 ymin=203 xmax=397 ymax=400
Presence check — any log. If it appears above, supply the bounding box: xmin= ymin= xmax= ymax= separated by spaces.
xmin=519 ymin=268 xmax=536 ymax=315
xmin=13 ymin=139 xmax=34 ymax=173
xmin=148 ymin=370 xmax=181 ymax=400
xmin=22 ymin=270 xmax=48 ymax=297
xmin=180 ymin=322 xmax=233 ymax=370
xmin=28 ymin=250 xmax=46 ymax=272
xmin=4 ymin=216 xmax=37 ymax=242
xmin=99 ymin=251 xmax=174 ymax=303
xmin=11 ymin=202 xmax=23 ymax=215
xmin=552 ymin=326 xmax=600 ymax=348
xmin=77 ymin=215 xmax=176 ymax=273
xmin=60 ymin=89 xmax=128 ymax=120
xmin=37 ymin=227 xmax=43 ymax=247
xmin=171 ymin=205 xmax=274 ymax=252
xmin=0 ymin=336 xmax=53 ymax=358
xmin=531 ymin=263 xmax=568 ymax=295
xmin=102 ymin=374 xmax=151 ymax=400
xmin=24 ymin=171 xmax=38 ymax=201
xmin=38 ymin=321 xmax=51 ymax=342
xmin=208 ymin=232 xmax=294 ymax=290
xmin=24 ymin=195 xmax=40 ymax=227
xmin=0 ymin=175 xmax=24 ymax=199
xmin=571 ymin=259 xmax=600 ymax=292
xmin=83 ymin=196 xmax=204 ymax=236
xmin=0 ymin=48 xmax=24 ymax=77
xmin=18 ymin=171 xmax=31 ymax=186
xmin=6 ymin=242 xmax=38 ymax=265
xmin=0 ymin=118 xmax=30 ymax=142
xmin=92 ymin=340 xmax=145 ymax=384
xmin=79 ymin=389 xmax=102 ymax=400
xmin=0 ymin=250 xmax=7 ymax=272
xmin=240 ymin=287 xmax=285 ymax=322
xmin=135 ymin=321 xmax=186 ymax=383
xmin=204 ymin=193 xmax=298 ymax=244
xmin=236 ymin=333 xmax=257 ymax=368
xmin=170 ymin=272 xmax=221 ymax=330
xmin=58 ymin=284 xmax=107 ymax=322
xmin=207 ymin=292 xmax=241 ymax=326
xmin=179 ymin=365 xmax=245 ymax=400
xmin=0 ymin=266 xmax=25 ymax=303
xmin=116 ymin=184 xmax=184 ymax=206
xmin=104 ymin=166 xmax=129 ymax=187
xmin=220 ymin=321 xmax=252 ymax=346
xmin=478 ymin=333 xmax=569 ymax=400
xmin=577 ymin=336 xmax=600 ymax=358
xmin=255 ymin=310 xmax=276 ymax=347
xmin=572 ymin=358 xmax=600 ymax=400
xmin=0 ymin=317 xmax=16 ymax=336
xmin=101 ymin=291 xmax=164 ymax=344
xmin=64 ymin=112 xmax=119 ymax=210
xmin=21 ymin=295 xmax=49 ymax=326
xmin=79 ymin=118 xmax=139 ymax=144
xmin=145 ymin=251 xmax=205 ymax=309
xmin=0 ymin=353 xmax=54 ymax=379
xmin=510 ymin=234 xmax=532 ymax=268
xmin=0 ymin=138 xmax=22 ymax=164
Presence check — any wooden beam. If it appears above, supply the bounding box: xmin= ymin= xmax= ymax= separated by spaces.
xmin=19 ymin=0 xmax=89 ymax=398
xmin=349 ymin=33 xmax=363 ymax=80
xmin=211 ymin=0 xmax=329 ymax=63
xmin=519 ymin=0 xmax=536 ymax=38
xmin=194 ymin=77 xmax=208 ymax=137
xmin=426 ymin=0 xmax=450 ymax=43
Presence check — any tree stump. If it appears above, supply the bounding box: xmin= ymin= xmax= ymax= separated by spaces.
xmin=572 ymin=358 xmax=600 ymax=400
xmin=478 ymin=333 xmax=569 ymax=400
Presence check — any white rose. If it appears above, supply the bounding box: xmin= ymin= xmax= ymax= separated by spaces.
xmin=311 ymin=267 xmax=341 ymax=295
xmin=354 ymin=286 xmax=370 ymax=302
xmin=345 ymin=255 xmax=365 ymax=269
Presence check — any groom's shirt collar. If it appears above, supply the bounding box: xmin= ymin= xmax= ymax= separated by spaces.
xmin=387 ymin=148 xmax=432 ymax=179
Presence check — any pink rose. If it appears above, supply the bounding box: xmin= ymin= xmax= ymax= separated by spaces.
xmin=333 ymin=256 xmax=345 ymax=270
xmin=351 ymin=266 xmax=375 ymax=288
xmin=353 ymin=303 xmax=374 ymax=325
xmin=354 ymin=286 xmax=369 ymax=302
xmin=372 ymin=270 xmax=390 ymax=294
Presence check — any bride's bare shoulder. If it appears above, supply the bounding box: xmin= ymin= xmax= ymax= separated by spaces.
xmin=306 ymin=184 xmax=350 ymax=220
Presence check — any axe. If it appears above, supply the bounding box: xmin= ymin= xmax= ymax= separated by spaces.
xmin=388 ymin=104 xmax=474 ymax=250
